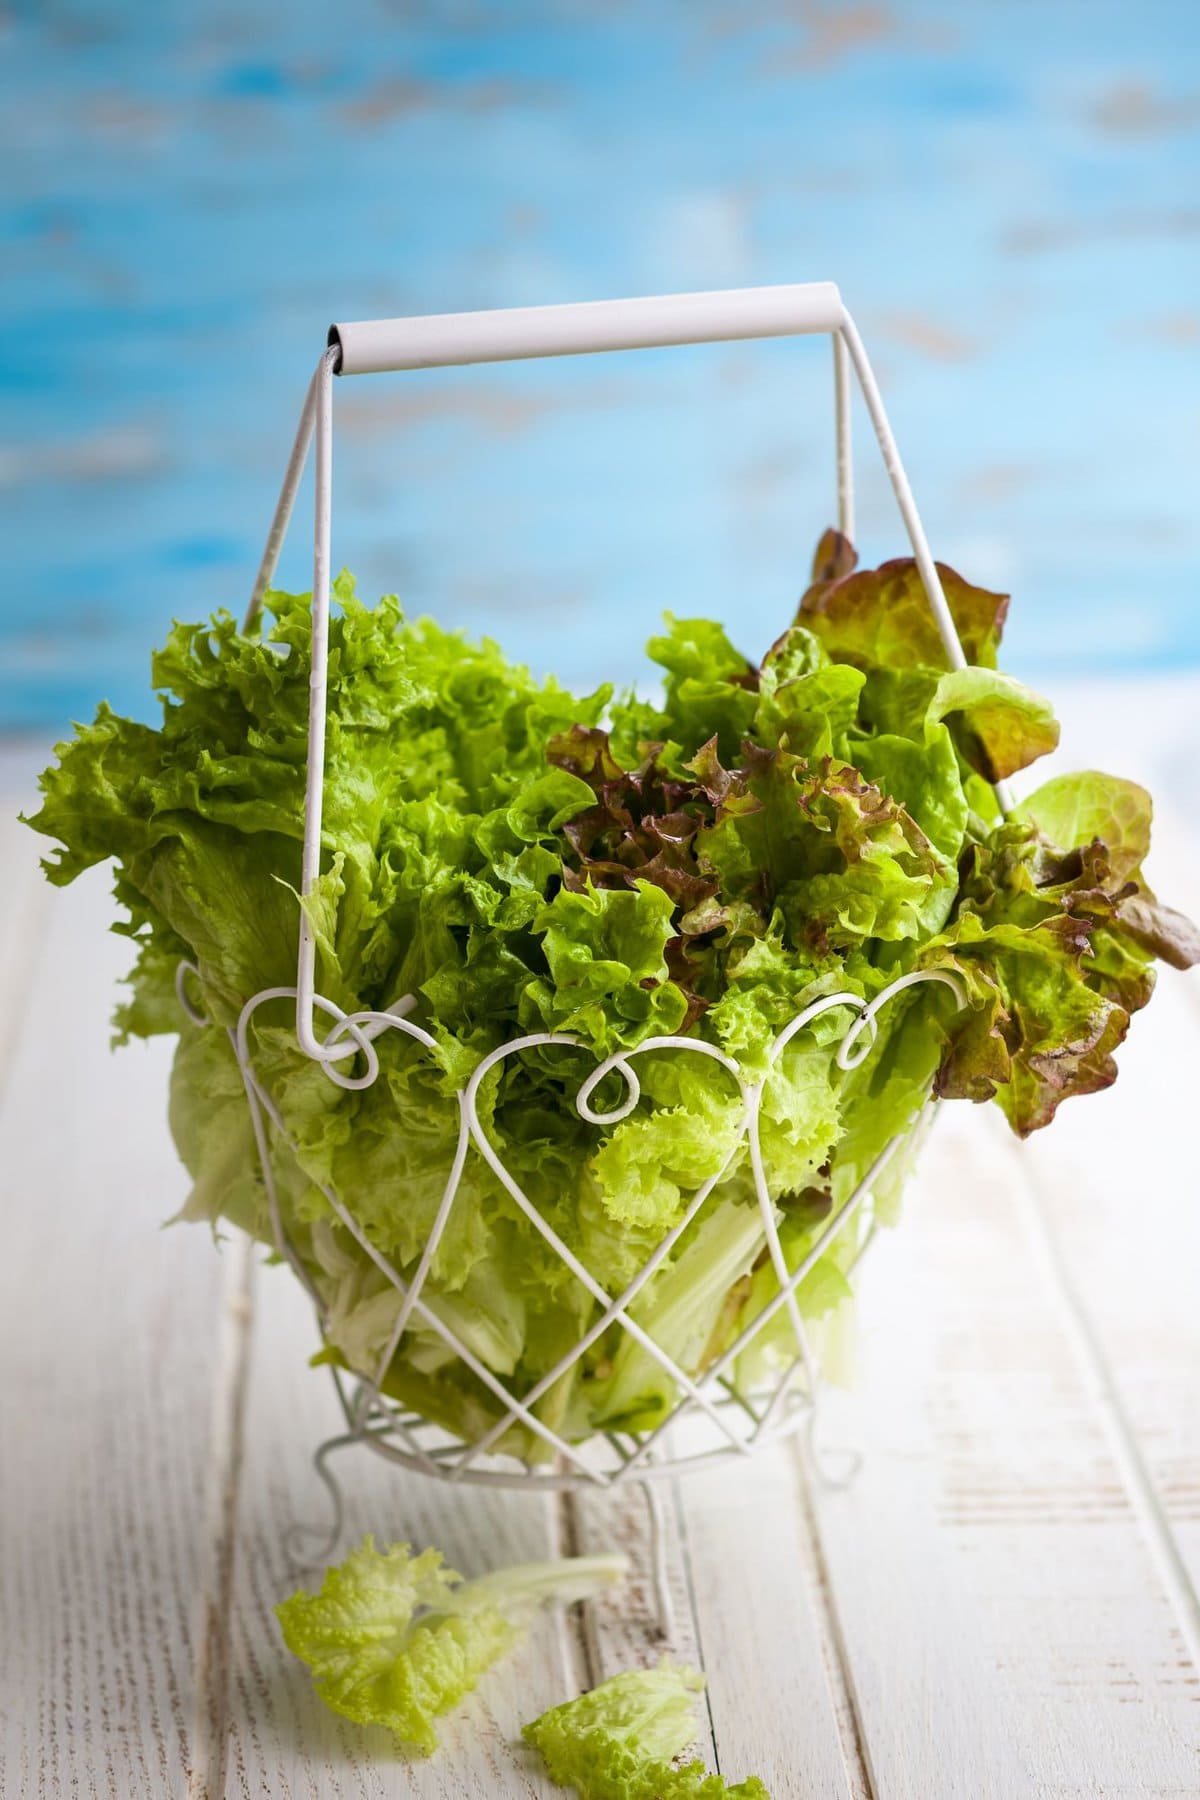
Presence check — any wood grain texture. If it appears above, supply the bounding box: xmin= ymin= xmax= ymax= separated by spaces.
xmin=219 ymin=1258 xmax=573 ymax=1797
xmin=1018 ymin=973 xmax=1200 ymax=1647
xmin=676 ymin=1448 xmax=870 ymax=1799
xmin=803 ymin=1106 xmax=1200 ymax=1798
xmin=4 ymin=740 xmax=1200 ymax=1797
xmin=0 ymin=809 xmax=48 ymax=1085
xmin=564 ymin=1474 xmax=715 ymax=1761
xmin=0 ymin=855 xmax=226 ymax=1798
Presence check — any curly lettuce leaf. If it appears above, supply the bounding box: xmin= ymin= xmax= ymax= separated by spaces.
xmin=755 ymin=623 xmax=865 ymax=758
xmin=1115 ymin=892 xmax=1200 ymax=969
xmin=616 ymin=616 xmax=760 ymax=767
xmin=920 ymin=771 xmax=1198 ymax=1133
xmin=929 ymin=911 xmax=1133 ymax=1134
xmin=589 ymin=1060 xmax=746 ymax=1234
xmin=851 ymin=724 xmax=968 ymax=866
xmin=1018 ymin=770 xmax=1200 ymax=967
xmin=521 ymin=880 xmax=691 ymax=1050
xmin=276 ymin=1536 xmax=625 ymax=1754
xmin=26 ymin=582 xmax=612 ymax=1031
xmin=523 ymin=1659 xmax=770 ymax=1798
xmin=696 ymin=749 xmax=952 ymax=949
xmin=26 ymin=549 xmax=1200 ymax=1451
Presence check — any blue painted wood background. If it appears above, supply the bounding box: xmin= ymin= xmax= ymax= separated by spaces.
xmin=3 ymin=1 xmax=1199 ymax=733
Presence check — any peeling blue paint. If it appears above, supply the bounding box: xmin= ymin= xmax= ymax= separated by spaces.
xmin=2 ymin=1 xmax=1199 ymax=732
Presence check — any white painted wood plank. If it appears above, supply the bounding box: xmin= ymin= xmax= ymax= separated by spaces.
xmin=802 ymin=1107 xmax=1200 ymax=1798
xmin=221 ymin=1257 xmax=577 ymax=1797
xmin=676 ymin=1447 xmax=869 ymax=1799
xmin=565 ymin=1475 xmax=714 ymax=1758
xmin=998 ymin=687 xmax=1200 ymax=1621
xmin=0 ymin=858 xmax=230 ymax=1799
xmin=0 ymin=809 xmax=48 ymax=1083
xmin=1018 ymin=967 xmax=1200 ymax=1624
xmin=6 ymin=686 xmax=1199 ymax=1797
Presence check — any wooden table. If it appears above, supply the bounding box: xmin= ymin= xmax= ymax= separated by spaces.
xmin=3 ymin=687 xmax=1200 ymax=1798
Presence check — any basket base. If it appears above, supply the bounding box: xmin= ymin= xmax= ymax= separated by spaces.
xmin=282 ymin=1368 xmax=862 ymax=1643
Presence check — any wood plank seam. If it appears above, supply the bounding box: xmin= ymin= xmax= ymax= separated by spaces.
xmin=556 ymin=1487 xmax=603 ymax=1694
xmin=790 ymin=1447 xmax=878 ymax=1800
xmin=187 ymin=1235 xmax=257 ymax=1800
xmin=1009 ymin=1145 xmax=1200 ymax=1679
xmin=668 ymin=1475 xmax=722 ymax=1775
xmin=562 ymin=1475 xmax=716 ymax=1768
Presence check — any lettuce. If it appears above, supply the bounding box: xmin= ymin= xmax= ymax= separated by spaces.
xmin=25 ymin=537 xmax=1198 ymax=1452
xmin=798 ymin=527 xmax=1008 ymax=669
xmin=276 ymin=1535 xmax=625 ymax=1753
xmin=523 ymin=1659 xmax=770 ymax=1798
xmin=920 ymin=774 xmax=1190 ymax=1133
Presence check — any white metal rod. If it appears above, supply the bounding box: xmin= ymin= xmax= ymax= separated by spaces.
xmin=836 ymin=311 xmax=964 ymax=670
xmin=832 ymin=330 xmax=855 ymax=543
xmin=330 ymin=281 xmax=844 ymax=376
xmin=834 ymin=316 xmax=1012 ymax=808
xmin=243 ymin=365 xmax=319 ymax=633
xmin=296 ymin=345 xmax=337 ymax=1059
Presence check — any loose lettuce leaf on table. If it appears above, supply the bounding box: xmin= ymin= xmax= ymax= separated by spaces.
xmin=523 ymin=1659 xmax=770 ymax=1798
xmin=276 ymin=1535 xmax=625 ymax=1754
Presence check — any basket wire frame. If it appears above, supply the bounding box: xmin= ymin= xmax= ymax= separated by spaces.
xmin=190 ymin=283 xmax=990 ymax=1636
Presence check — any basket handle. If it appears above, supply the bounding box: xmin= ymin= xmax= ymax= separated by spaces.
xmin=240 ymin=283 xmax=983 ymax=1064
xmin=327 ymin=281 xmax=846 ymax=373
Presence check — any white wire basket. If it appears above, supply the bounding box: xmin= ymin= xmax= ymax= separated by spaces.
xmin=188 ymin=281 xmax=981 ymax=1633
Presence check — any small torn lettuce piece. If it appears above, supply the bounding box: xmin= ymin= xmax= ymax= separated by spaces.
xmin=276 ymin=1536 xmax=626 ymax=1755
xmin=523 ymin=1658 xmax=771 ymax=1798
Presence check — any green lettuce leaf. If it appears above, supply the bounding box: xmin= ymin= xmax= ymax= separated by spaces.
xmin=523 ymin=1659 xmax=770 ymax=1798
xmin=918 ymin=770 xmax=1199 ymax=1133
xmin=755 ymin=623 xmax=865 ymax=758
xmin=928 ymin=911 xmax=1133 ymax=1134
xmin=521 ymin=880 xmax=691 ymax=1051
xmin=798 ymin=537 xmax=1009 ymax=671
xmin=695 ymin=748 xmax=953 ymax=949
xmin=1017 ymin=770 xmax=1151 ymax=880
xmin=276 ymin=1535 xmax=625 ymax=1754
xmin=926 ymin=666 xmax=1060 ymax=782
xmin=615 ymin=616 xmax=760 ymax=767
xmin=597 ymin=1194 xmax=769 ymax=1431
xmin=25 ymin=547 xmax=1198 ymax=1456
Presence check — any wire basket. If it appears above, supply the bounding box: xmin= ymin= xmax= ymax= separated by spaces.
xmin=187 ymin=282 xmax=979 ymax=1633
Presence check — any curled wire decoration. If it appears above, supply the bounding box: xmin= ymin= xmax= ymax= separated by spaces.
xmin=174 ymin=959 xmax=209 ymax=1028
xmin=185 ymin=963 xmax=966 ymax=1499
